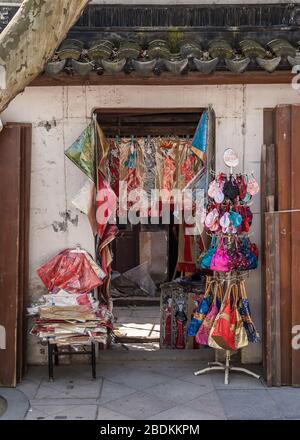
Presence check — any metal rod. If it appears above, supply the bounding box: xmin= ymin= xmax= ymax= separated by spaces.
xmin=48 ymin=341 xmax=54 ymax=382
xmin=91 ymin=342 xmax=96 ymax=379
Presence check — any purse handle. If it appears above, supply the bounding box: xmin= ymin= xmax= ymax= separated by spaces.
xmin=239 ymin=279 xmax=248 ymax=300
xmin=203 ymin=278 xmax=218 ymax=299
xmin=232 ymin=283 xmax=240 ymax=307
xmin=222 ymin=281 xmax=237 ymax=304
xmin=212 ymin=281 xmax=223 ymax=305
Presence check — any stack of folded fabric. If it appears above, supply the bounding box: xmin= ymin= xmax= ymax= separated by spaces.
xmin=28 ymin=248 xmax=113 ymax=347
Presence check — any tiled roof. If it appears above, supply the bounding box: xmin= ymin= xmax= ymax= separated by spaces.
xmin=44 ymin=36 xmax=300 ymax=76
xmin=2 ymin=4 xmax=300 ymax=76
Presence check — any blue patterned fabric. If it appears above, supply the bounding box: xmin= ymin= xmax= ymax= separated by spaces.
xmin=191 ymin=111 xmax=209 ymax=161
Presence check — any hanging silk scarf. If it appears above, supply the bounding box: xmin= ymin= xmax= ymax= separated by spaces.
xmin=142 ymin=136 xmax=156 ymax=197
xmin=191 ymin=108 xmax=215 ymax=162
xmin=108 ymin=137 xmax=120 ymax=197
xmin=155 ymin=137 xmax=178 ymax=191
xmin=119 ymin=138 xmax=143 ymax=197
xmin=96 ymin=170 xmax=117 ymax=239
xmin=177 ymin=223 xmax=197 ymax=273
xmin=177 ymin=138 xmax=201 ymax=189
xmin=64 ymin=124 xmax=94 ymax=181
xmin=97 ymin=122 xmax=110 ymax=180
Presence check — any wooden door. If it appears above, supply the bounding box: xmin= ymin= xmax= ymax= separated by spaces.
xmin=0 ymin=124 xmax=31 ymax=387
xmin=112 ymin=225 xmax=140 ymax=273
xmin=262 ymin=105 xmax=300 ymax=386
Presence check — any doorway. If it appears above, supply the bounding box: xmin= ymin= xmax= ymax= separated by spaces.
xmin=95 ymin=108 xmax=203 ymax=351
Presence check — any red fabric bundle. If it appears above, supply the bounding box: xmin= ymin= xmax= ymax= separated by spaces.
xmin=210 ymin=286 xmax=237 ymax=351
xmin=37 ymin=249 xmax=103 ymax=294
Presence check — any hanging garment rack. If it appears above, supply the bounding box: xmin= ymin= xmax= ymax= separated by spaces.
xmin=193 ymin=272 xmax=261 ymax=385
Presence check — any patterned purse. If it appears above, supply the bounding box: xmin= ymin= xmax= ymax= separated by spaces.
xmin=187 ymin=279 xmax=214 ymax=337
xmin=232 ymin=284 xmax=248 ymax=349
xmin=200 ymin=236 xmax=217 ymax=269
xmin=196 ymin=282 xmax=222 ymax=345
xmin=210 ymin=283 xmax=237 ymax=351
xmin=238 ymin=280 xmax=261 ymax=343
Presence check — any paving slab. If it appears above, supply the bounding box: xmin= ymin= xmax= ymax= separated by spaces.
xmin=108 ymin=368 xmax=170 ymax=391
xmin=34 ymin=376 xmax=102 ymax=400
xmin=147 ymin=405 xmax=224 ymax=420
xmin=26 ymin=404 xmax=97 ymax=420
xmin=102 ymin=391 xmax=175 ymax=420
xmin=217 ymin=389 xmax=284 ymax=420
xmin=178 ymin=371 xmax=216 ymax=387
xmin=210 ymin=371 xmax=266 ymax=390
xmin=145 ymin=377 xmax=213 ymax=402
xmin=267 ymin=388 xmax=300 ymax=419
xmin=0 ymin=389 xmax=30 ymax=420
xmin=184 ymin=390 xmax=226 ymax=418
xmin=31 ymin=398 xmax=98 ymax=406
xmin=98 ymin=379 xmax=137 ymax=404
xmin=97 ymin=406 xmax=132 ymax=420
xmin=17 ymin=378 xmax=41 ymax=400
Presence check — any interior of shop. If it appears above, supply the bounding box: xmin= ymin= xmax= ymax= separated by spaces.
xmin=96 ymin=109 xmax=204 ymax=351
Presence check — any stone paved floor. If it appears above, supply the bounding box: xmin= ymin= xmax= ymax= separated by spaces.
xmin=114 ymin=306 xmax=160 ymax=341
xmin=15 ymin=361 xmax=300 ymax=420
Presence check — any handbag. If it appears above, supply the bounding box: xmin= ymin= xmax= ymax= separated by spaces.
xmin=232 ymin=284 xmax=248 ymax=349
xmin=196 ymin=283 xmax=222 ymax=345
xmin=247 ymin=175 xmax=259 ymax=196
xmin=228 ymin=239 xmax=248 ymax=272
xmin=240 ymin=238 xmax=258 ymax=270
xmin=237 ymin=174 xmax=247 ymax=200
xmin=238 ymin=280 xmax=261 ymax=343
xmin=250 ymin=241 xmax=259 ymax=259
xmin=200 ymin=236 xmax=217 ymax=269
xmin=223 ymin=176 xmax=239 ymax=202
xmin=210 ymin=238 xmax=229 ymax=272
xmin=229 ymin=209 xmax=243 ymax=228
xmin=210 ymin=283 xmax=237 ymax=351
xmin=187 ymin=280 xmax=214 ymax=336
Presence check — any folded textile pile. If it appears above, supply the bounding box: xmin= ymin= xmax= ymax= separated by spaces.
xmin=29 ymin=249 xmax=113 ymax=346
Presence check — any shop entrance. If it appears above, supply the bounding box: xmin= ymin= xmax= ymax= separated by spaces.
xmin=95 ymin=108 xmax=205 ymax=351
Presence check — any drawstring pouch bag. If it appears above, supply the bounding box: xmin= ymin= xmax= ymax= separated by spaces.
xmin=196 ymin=283 xmax=222 ymax=345
xmin=208 ymin=179 xmax=220 ymax=199
xmin=214 ymin=190 xmax=225 ymax=204
xmin=187 ymin=280 xmax=214 ymax=336
xmin=210 ymin=239 xmax=229 ymax=272
xmin=243 ymin=192 xmax=252 ymax=203
xmin=220 ymin=212 xmax=230 ymax=229
xmin=205 ymin=207 xmax=219 ymax=229
xmin=247 ymin=175 xmax=260 ymax=196
xmin=210 ymin=283 xmax=237 ymax=351
xmin=240 ymin=238 xmax=258 ymax=270
xmin=237 ymin=174 xmax=247 ymax=200
xmin=229 ymin=210 xmax=243 ymax=228
xmin=240 ymin=206 xmax=253 ymax=233
xmin=238 ymin=281 xmax=261 ymax=343
xmin=250 ymin=242 xmax=259 ymax=259
xmin=200 ymin=236 xmax=217 ymax=269
xmin=223 ymin=176 xmax=239 ymax=202
xmin=228 ymin=239 xmax=248 ymax=272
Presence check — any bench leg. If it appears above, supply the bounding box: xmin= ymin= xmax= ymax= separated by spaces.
xmin=54 ymin=344 xmax=59 ymax=366
xmin=48 ymin=341 xmax=54 ymax=382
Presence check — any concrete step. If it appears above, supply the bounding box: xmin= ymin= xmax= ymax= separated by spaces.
xmin=98 ymin=345 xmax=215 ymax=362
xmin=112 ymin=296 xmax=160 ymax=307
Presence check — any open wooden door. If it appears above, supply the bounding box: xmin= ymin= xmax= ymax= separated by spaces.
xmin=262 ymin=105 xmax=300 ymax=387
xmin=0 ymin=123 xmax=31 ymax=387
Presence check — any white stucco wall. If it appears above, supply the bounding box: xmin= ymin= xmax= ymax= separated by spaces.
xmin=2 ymin=82 xmax=300 ymax=364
